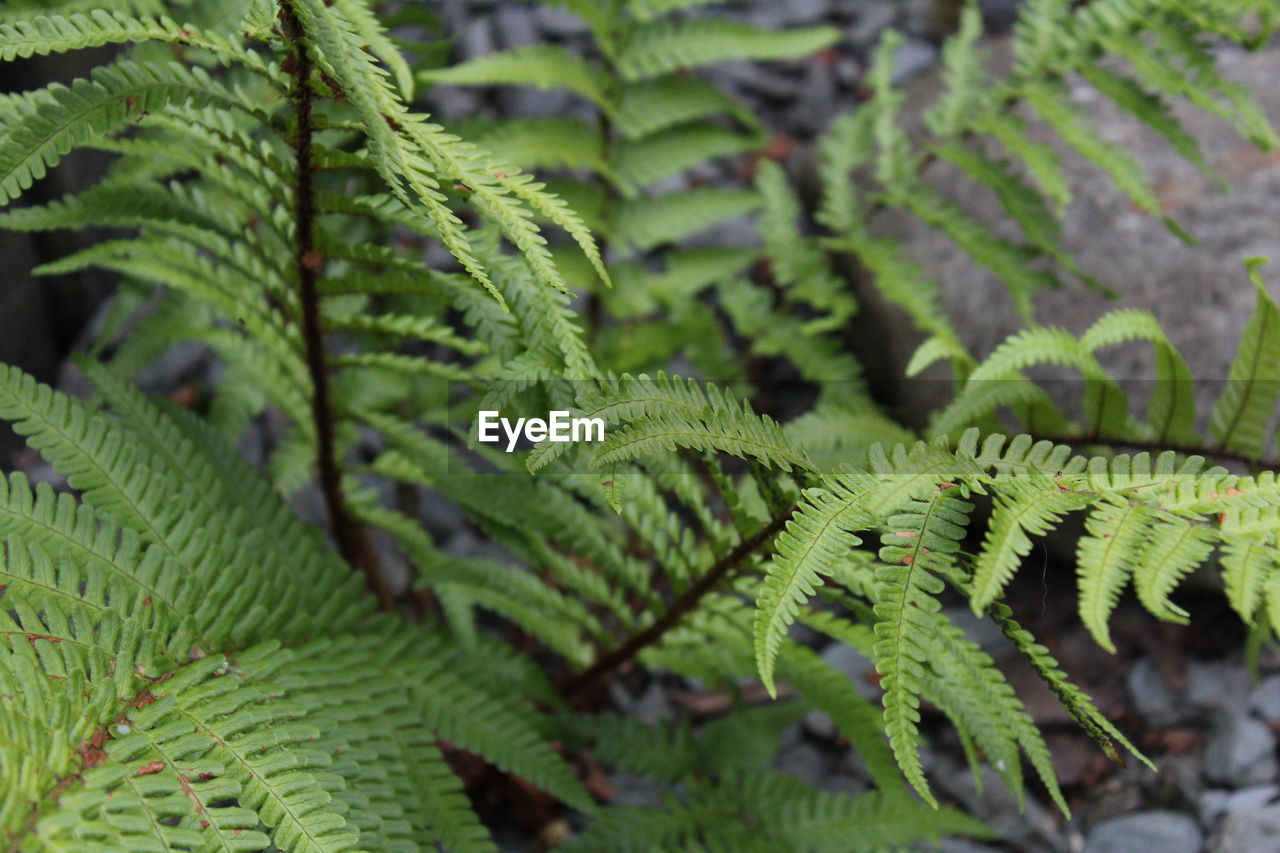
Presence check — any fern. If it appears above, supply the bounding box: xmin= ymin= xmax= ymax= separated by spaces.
xmin=5 ymin=0 xmax=1280 ymax=849
xmin=1209 ymin=258 xmax=1280 ymax=457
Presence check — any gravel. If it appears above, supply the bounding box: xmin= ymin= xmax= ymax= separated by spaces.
xmin=1208 ymin=804 xmax=1280 ymax=853
xmin=1083 ymin=811 xmax=1203 ymax=853
xmin=1202 ymin=711 xmax=1278 ymax=788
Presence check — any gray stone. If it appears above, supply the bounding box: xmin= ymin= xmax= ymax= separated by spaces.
xmin=775 ymin=741 xmax=829 ymax=788
xmin=498 ymin=85 xmax=574 ymax=118
xmin=802 ymin=708 xmax=837 ymax=740
xmin=718 ymin=61 xmax=805 ymax=102
xmin=1203 ymin=710 xmax=1278 ymax=787
xmin=981 ymin=0 xmax=1023 ymax=30
xmin=942 ymin=607 xmax=1009 ymax=657
xmin=1209 ymin=804 xmax=1280 ymax=853
xmin=781 ymin=0 xmax=829 ymax=26
xmin=534 ymin=6 xmax=589 ymax=37
xmin=820 ymin=641 xmax=882 ymax=702
xmin=1083 ymin=811 xmax=1202 ymax=853
xmin=607 ymin=771 xmax=666 ymax=809
xmin=926 ymin=754 xmax=1070 ymax=852
xmin=1200 ymin=785 xmax=1279 ymax=825
xmin=891 ymin=37 xmax=939 ymax=85
xmin=133 ymin=340 xmax=212 ymax=394
xmin=430 ymin=85 xmax=483 ymax=120
xmin=785 ymin=64 xmax=839 ymax=135
xmin=849 ymin=1 xmax=899 ymax=47
xmin=1250 ymin=675 xmax=1280 ymax=724
xmin=775 ymin=741 xmax=864 ymax=795
xmin=608 ymin=683 xmax=673 ymax=724
xmin=834 ymin=55 xmax=862 ymax=87
xmin=1187 ymin=661 xmax=1251 ymax=713
xmin=494 ymin=7 xmax=539 ymax=49
xmin=1127 ymin=659 xmax=1187 ymax=729
xmin=939 ymin=841 xmax=1004 ymax=853
xmin=457 ymin=17 xmax=494 ymax=60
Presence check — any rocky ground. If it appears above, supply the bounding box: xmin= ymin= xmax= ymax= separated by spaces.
xmin=10 ymin=1 xmax=1280 ymax=851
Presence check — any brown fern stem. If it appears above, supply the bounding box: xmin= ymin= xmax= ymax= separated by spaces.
xmin=279 ymin=2 xmax=392 ymax=611
xmin=560 ymin=506 xmax=794 ymax=701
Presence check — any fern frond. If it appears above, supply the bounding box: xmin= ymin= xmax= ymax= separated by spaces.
xmin=401 ymin=648 xmax=595 ymax=814
xmin=1076 ymin=503 xmax=1157 ymax=651
xmin=925 ymin=1 xmax=989 ymax=138
xmin=612 ymin=188 xmax=759 ymax=251
xmin=419 ymin=44 xmax=610 ymax=111
xmin=1132 ymin=516 xmax=1216 ymax=623
xmin=587 ymin=378 xmax=812 ymax=473
xmin=1080 ymin=309 xmax=1198 ymax=443
xmin=614 ymin=74 xmax=758 ymax=140
xmin=969 ymin=477 xmax=1090 ymax=612
xmin=874 ymin=489 xmax=974 ymax=806
xmin=753 ymin=472 xmax=876 ymax=697
xmin=0 ymin=10 xmax=283 ymax=81
xmin=613 ymin=122 xmax=760 ymax=191
xmin=615 ymin=20 xmax=839 ymax=81
xmin=1220 ymin=536 xmax=1278 ymax=627
xmin=1209 ymin=258 xmax=1280 ymax=457
xmin=1022 ymin=82 xmax=1189 ymax=241
xmin=988 ymin=602 xmax=1151 ymax=770
xmin=456 ymin=117 xmax=611 ymax=176
xmin=0 ymin=60 xmax=267 ymax=206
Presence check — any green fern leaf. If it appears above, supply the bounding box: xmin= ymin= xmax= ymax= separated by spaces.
xmin=1076 ymin=503 xmax=1157 ymax=652
xmin=874 ymin=490 xmax=973 ymax=806
xmin=616 ymin=19 xmax=838 ymax=81
xmin=0 ymin=60 xmax=263 ymax=205
xmin=970 ymin=478 xmax=1090 ymax=612
xmin=1209 ymin=258 xmax=1280 ymax=458
xmin=418 ymin=44 xmax=610 ymax=110
xmin=613 ymin=188 xmax=759 ymax=251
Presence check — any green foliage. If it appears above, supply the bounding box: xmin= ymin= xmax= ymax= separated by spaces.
xmin=3 ymin=0 xmax=1280 ymax=850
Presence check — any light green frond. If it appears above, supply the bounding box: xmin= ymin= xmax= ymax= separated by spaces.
xmin=1022 ymin=83 xmax=1190 ymax=241
xmin=1076 ymin=504 xmax=1157 ymax=652
xmin=329 ymin=0 xmax=413 ymax=100
xmin=418 ymin=44 xmax=610 ymax=110
xmin=1078 ymin=63 xmax=1223 ymax=188
xmin=988 ymin=602 xmax=1151 ymax=770
xmin=615 ymin=20 xmax=839 ymax=81
xmin=613 ymin=122 xmax=760 ymax=191
xmin=456 ymin=117 xmax=611 ymax=175
xmin=1080 ymin=309 xmax=1198 ymax=443
xmin=612 ymin=188 xmax=759 ymax=251
xmin=586 ymin=378 xmax=812 ymax=473
xmin=0 ymin=10 xmax=283 ymax=81
xmin=0 ymin=60 xmax=266 ymax=206
xmin=614 ymin=75 xmax=758 ymax=140
xmin=1220 ymin=537 xmax=1278 ymax=627
xmin=1132 ymin=516 xmax=1216 ymax=623
xmin=969 ymin=478 xmax=1090 ymax=612
xmin=924 ymin=0 xmax=989 ymax=138
xmin=966 ymin=326 xmax=1133 ymax=436
xmin=873 ymin=490 xmax=973 ymax=806
xmin=753 ymin=472 xmax=876 ymax=697
xmin=326 ymin=312 xmax=487 ymax=355
xmin=1209 ymin=259 xmax=1280 ymax=458
xmin=400 ymin=650 xmax=595 ymax=814
xmin=1118 ymin=16 xmax=1278 ymax=150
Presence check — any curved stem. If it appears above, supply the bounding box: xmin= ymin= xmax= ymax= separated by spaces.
xmin=279 ymin=1 xmax=392 ymax=611
xmin=561 ymin=506 xmax=794 ymax=701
